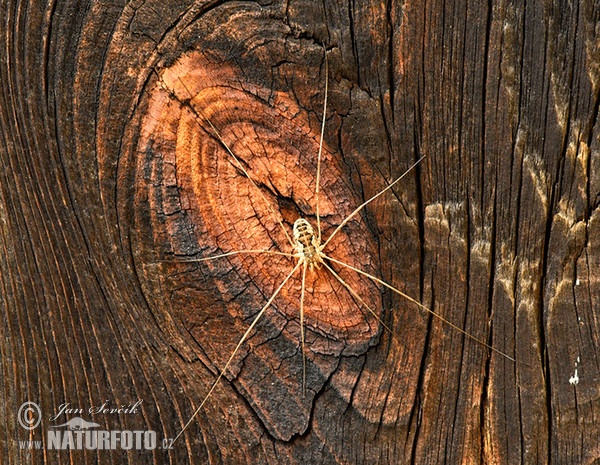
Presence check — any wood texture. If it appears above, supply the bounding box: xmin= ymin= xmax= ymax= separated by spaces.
xmin=1 ymin=0 xmax=598 ymax=464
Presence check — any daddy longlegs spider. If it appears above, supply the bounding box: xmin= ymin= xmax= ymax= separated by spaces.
xmin=156 ymin=51 xmax=515 ymax=444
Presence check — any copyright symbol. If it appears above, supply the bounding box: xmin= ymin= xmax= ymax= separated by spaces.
xmin=18 ymin=402 xmax=42 ymax=430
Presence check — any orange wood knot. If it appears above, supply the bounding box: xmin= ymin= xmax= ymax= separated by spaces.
xmin=136 ymin=50 xmax=383 ymax=367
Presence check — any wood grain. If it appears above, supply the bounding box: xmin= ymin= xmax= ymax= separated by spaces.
xmin=0 ymin=0 xmax=598 ymax=463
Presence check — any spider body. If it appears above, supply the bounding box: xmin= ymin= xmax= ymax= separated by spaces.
xmin=293 ymin=218 xmax=324 ymax=270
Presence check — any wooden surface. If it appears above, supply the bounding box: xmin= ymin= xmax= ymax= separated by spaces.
xmin=1 ymin=0 xmax=598 ymax=463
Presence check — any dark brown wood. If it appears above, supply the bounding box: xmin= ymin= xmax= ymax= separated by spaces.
xmin=1 ymin=1 xmax=598 ymax=463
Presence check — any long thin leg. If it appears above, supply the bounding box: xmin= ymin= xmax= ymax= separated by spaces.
xmin=315 ymin=49 xmax=328 ymax=244
xmin=166 ymin=74 xmax=295 ymax=248
xmin=325 ymin=255 xmax=516 ymax=362
xmin=322 ymin=261 xmax=394 ymax=336
xmin=160 ymin=249 xmax=296 ymax=263
xmin=323 ymin=155 xmax=426 ymax=249
xmin=173 ymin=260 xmax=303 ymax=443
xmin=299 ymin=261 xmax=307 ymax=395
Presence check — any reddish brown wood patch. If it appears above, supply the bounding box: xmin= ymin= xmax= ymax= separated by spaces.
xmin=134 ymin=50 xmax=383 ymax=438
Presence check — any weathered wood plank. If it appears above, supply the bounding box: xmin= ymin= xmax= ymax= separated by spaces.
xmin=1 ymin=1 xmax=598 ymax=463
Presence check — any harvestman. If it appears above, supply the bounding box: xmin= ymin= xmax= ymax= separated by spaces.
xmin=161 ymin=52 xmax=515 ymax=443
